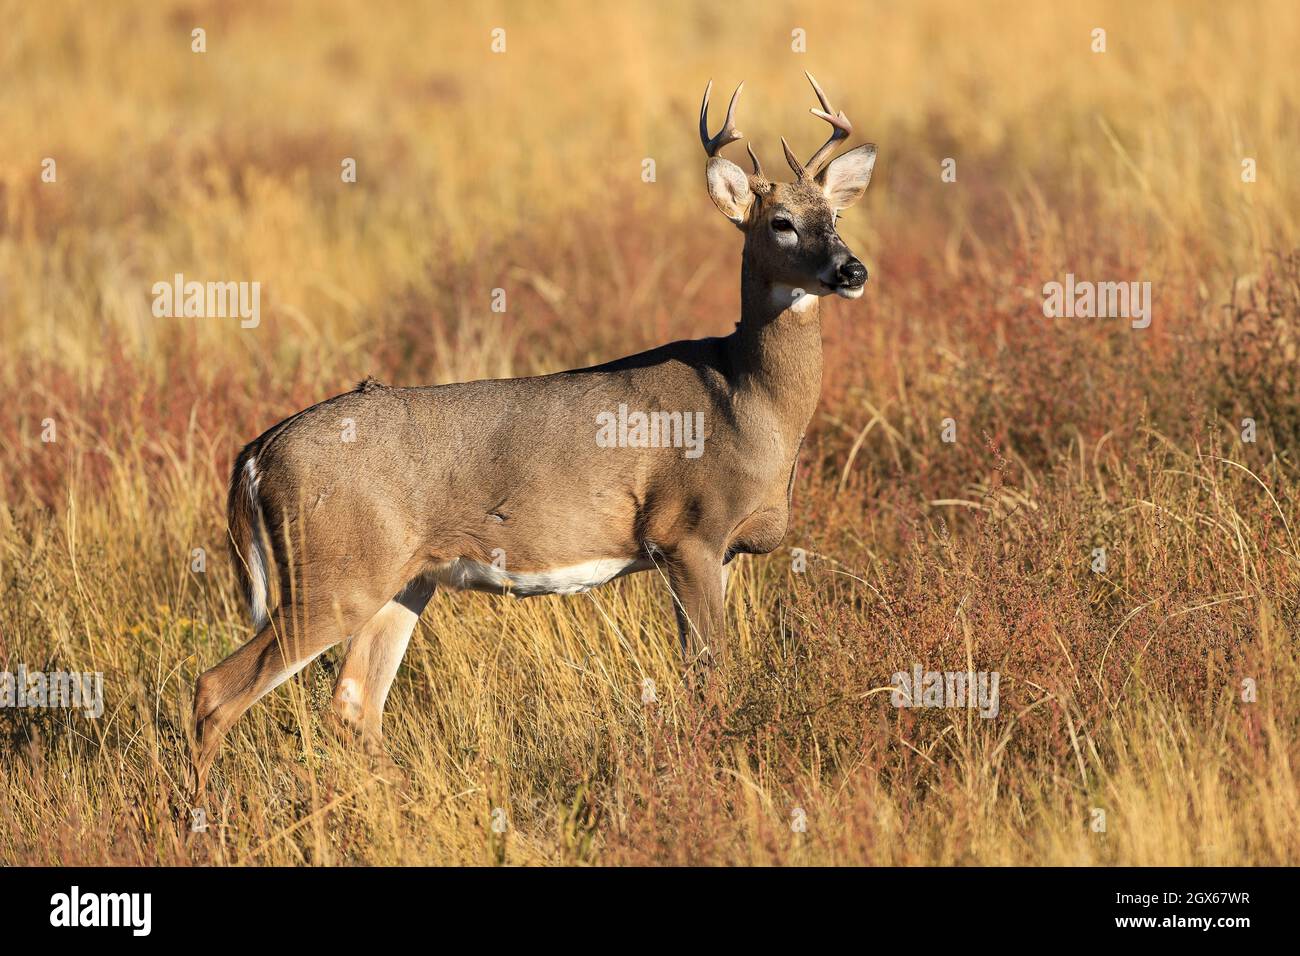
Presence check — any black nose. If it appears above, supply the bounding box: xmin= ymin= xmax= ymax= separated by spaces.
xmin=838 ymin=258 xmax=867 ymax=286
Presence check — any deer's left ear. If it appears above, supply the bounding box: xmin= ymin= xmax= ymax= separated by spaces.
xmin=818 ymin=144 xmax=877 ymax=210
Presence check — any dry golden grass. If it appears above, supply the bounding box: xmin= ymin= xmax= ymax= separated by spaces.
xmin=1 ymin=0 xmax=1298 ymax=865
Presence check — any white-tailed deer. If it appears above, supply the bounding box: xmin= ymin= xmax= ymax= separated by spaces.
xmin=191 ymin=73 xmax=875 ymax=791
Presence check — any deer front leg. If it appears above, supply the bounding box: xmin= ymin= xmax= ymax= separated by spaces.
xmin=664 ymin=538 xmax=727 ymax=668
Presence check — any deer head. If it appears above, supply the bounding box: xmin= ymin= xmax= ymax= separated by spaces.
xmin=700 ymin=72 xmax=876 ymax=301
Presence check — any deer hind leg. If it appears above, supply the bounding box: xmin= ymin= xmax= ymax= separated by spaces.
xmin=191 ymin=587 xmax=390 ymax=796
xmin=332 ymin=577 xmax=435 ymax=751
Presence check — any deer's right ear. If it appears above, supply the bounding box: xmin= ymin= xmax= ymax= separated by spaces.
xmin=706 ymin=158 xmax=754 ymax=227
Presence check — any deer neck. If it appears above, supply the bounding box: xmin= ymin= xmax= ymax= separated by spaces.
xmin=727 ymin=253 xmax=825 ymax=443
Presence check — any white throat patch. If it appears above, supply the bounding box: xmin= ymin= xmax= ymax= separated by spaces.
xmin=771 ymin=284 xmax=819 ymax=314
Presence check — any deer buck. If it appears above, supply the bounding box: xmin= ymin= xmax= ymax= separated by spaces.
xmin=191 ymin=72 xmax=876 ymax=792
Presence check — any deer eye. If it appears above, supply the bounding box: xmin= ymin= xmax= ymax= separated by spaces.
xmin=771 ymin=217 xmax=796 ymax=233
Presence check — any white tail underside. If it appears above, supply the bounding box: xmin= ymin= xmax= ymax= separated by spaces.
xmin=244 ymin=456 xmax=270 ymax=630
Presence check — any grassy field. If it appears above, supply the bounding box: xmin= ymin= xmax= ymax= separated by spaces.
xmin=1 ymin=0 xmax=1298 ymax=865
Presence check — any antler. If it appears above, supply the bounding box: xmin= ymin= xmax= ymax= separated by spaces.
xmin=699 ymin=80 xmax=744 ymax=157
xmin=789 ymin=71 xmax=853 ymax=179
xmin=780 ymin=137 xmax=805 ymax=179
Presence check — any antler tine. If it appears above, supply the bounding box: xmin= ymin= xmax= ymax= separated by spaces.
xmin=746 ymin=142 xmax=765 ymax=178
xmin=801 ymin=71 xmax=852 ymax=177
xmin=780 ymin=136 xmax=805 ymax=178
xmin=699 ymin=79 xmax=744 ymax=158
xmin=805 ymin=70 xmax=835 ymax=117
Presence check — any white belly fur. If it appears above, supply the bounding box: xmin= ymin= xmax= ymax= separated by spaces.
xmin=431 ymin=556 xmax=654 ymax=597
